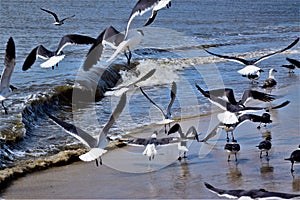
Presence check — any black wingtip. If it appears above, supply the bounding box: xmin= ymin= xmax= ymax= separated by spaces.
xmin=167 ymin=123 xmax=180 ymax=135
xmin=6 ymin=37 xmax=16 ymax=59
xmin=204 ymin=182 xmax=215 ymax=190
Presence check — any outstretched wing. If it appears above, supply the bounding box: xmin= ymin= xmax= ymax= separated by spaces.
xmin=286 ymin=57 xmax=300 ymax=68
xmin=252 ymin=37 xmax=299 ymax=64
xmin=240 ymin=89 xmax=277 ymax=105
xmin=60 ymin=15 xmax=75 ymax=22
xmin=0 ymin=37 xmax=15 ymax=91
xmin=55 ymin=34 xmax=96 ymax=55
xmin=166 ymin=81 xmax=177 ymax=118
xmin=204 ymin=49 xmax=250 ymax=65
xmin=40 ymin=8 xmax=60 ymax=22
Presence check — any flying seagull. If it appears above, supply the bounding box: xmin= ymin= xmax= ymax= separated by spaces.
xmin=22 ymin=34 xmax=95 ymax=70
xmin=125 ymin=0 xmax=171 ymax=38
xmin=204 ymin=182 xmax=300 ymax=199
xmin=40 ymin=8 xmax=75 ymax=25
xmin=46 ymin=93 xmax=126 ymax=166
xmin=204 ymin=37 xmax=299 ymax=82
xmin=261 ymin=68 xmax=277 ymax=93
xmin=0 ymin=37 xmax=16 ymax=114
xmin=140 ymin=81 xmax=177 ymax=133
xmin=257 ymin=135 xmax=272 ymax=161
xmin=281 ymin=57 xmax=300 ymax=73
xmin=167 ymin=123 xmax=200 ymax=160
xmin=285 ymin=145 xmax=300 ymax=173
xmin=200 ymin=112 xmax=273 ymax=142
xmin=195 ymin=86 xmax=277 ymax=107
xmin=83 ymin=26 xmax=125 ymax=71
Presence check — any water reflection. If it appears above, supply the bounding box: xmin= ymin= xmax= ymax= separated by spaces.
xmin=260 ymin=161 xmax=274 ymax=175
xmin=292 ymin=176 xmax=300 ymax=192
xmin=226 ymin=162 xmax=243 ymax=184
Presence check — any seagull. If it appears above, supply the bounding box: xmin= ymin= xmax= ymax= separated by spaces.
xmin=40 ymin=8 xmax=75 ymax=25
xmin=195 ymin=84 xmax=287 ymax=114
xmin=46 ymin=93 xmax=126 ymax=166
xmin=22 ymin=34 xmax=96 ymax=71
xmin=125 ymin=0 xmax=171 ymax=38
xmin=261 ymin=68 xmax=277 ymax=93
xmin=204 ymin=182 xmax=300 ymax=199
xmin=82 ymin=26 xmax=125 ymax=71
xmin=285 ymin=145 xmax=300 ymax=173
xmin=224 ymin=139 xmax=240 ymax=162
xmin=106 ymin=29 xmax=144 ymax=67
xmin=0 ymin=37 xmax=16 ymax=114
xmin=195 ymin=86 xmax=277 ymax=107
xmin=200 ymin=112 xmax=274 ymax=142
xmin=257 ymin=135 xmax=272 ymax=161
xmin=140 ymin=81 xmax=177 ymax=133
xmin=204 ymin=37 xmax=299 ymax=82
xmin=281 ymin=57 xmax=300 ymax=73
xmin=167 ymin=123 xmax=200 ymax=160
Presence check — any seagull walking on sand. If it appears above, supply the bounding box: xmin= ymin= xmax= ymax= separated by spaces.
xmin=40 ymin=8 xmax=75 ymax=25
xmin=257 ymin=135 xmax=272 ymax=161
xmin=22 ymin=34 xmax=95 ymax=70
xmin=204 ymin=37 xmax=299 ymax=83
xmin=0 ymin=37 xmax=16 ymax=114
xmin=140 ymin=81 xmax=177 ymax=133
xmin=285 ymin=145 xmax=300 ymax=173
xmin=261 ymin=68 xmax=277 ymax=93
xmin=46 ymin=93 xmax=126 ymax=166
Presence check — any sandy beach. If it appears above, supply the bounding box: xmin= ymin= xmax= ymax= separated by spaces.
xmin=1 ymin=81 xmax=300 ymax=199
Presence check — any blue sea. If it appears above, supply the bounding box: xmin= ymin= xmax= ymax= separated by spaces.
xmin=0 ymin=0 xmax=299 ymax=194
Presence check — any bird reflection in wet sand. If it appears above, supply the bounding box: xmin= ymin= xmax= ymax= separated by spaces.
xmin=226 ymin=162 xmax=243 ymax=183
xmin=292 ymin=176 xmax=300 ymax=192
xmin=260 ymin=162 xmax=274 ymax=175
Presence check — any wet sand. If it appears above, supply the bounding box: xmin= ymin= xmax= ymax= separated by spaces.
xmin=2 ymin=82 xmax=300 ymax=199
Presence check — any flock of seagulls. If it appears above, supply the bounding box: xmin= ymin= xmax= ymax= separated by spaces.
xmin=1 ymin=0 xmax=300 ymax=198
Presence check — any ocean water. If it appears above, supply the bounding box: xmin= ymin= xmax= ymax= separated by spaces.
xmin=0 ymin=0 xmax=299 ymax=184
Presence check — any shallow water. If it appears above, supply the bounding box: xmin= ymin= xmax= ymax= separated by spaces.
xmin=0 ymin=0 xmax=300 ymax=197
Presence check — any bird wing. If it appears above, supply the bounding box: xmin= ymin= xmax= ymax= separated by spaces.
xmin=55 ymin=34 xmax=96 ymax=55
xmin=60 ymin=15 xmax=75 ymax=22
xmin=252 ymin=37 xmax=299 ymax=64
xmin=240 ymin=89 xmax=277 ymax=105
xmin=46 ymin=112 xmax=97 ymax=148
xmin=97 ymin=93 xmax=127 ymax=148
xmin=125 ymin=0 xmax=159 ymax=37
xmin=144 ymin=10 xmax=158 ymax=26
xmin=40 ymin=55 xmax=65 ymax=68
xmin=199 ymin=123 xmax=221 ymax=142
xmin=185 ymin=126 xmax=199 ymax=141
xmin=204 ymin=182 xmax=245 ymax=198
xmin=204 ymin=49 xmax=250 ymax=65
xmin=265 ymin=100 xmax=290 ymax=112
xmin=82 ymin=29 xmax=106 ymax=71
xmin=40 ymin=8 xmax=60 ymax=22
xmin=286 ymin=57 xmax=300 ymax=68
xmin=140 ymin=87 xmax=166 ymax=118
xmin=106 ymin=40 xmax=128 ymax=63
xmin=167 ymin=123 xmax=184 ymax=138
xmin=166 ymin=81 xmax=177 ymax=118
xmin=0 ymin=37 xmax=15 ymax=91
xmin=102 ymin=26 xmax=125 ymax=49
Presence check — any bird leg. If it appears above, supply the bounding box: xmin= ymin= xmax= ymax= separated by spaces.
xmin=227 ymin=154 xmax=231 ymax=162
xmin=291 ymin=161 xmax=295 ymax=173
xmin=95 ymin=159 xmax=99 ymax=167
xmin=231 ymin=132 xmax=235 ymax=142
xmin=234 ymin=153 xmax=238 ymax=162
xmin=124 ymin=48 xmax=132 ymax=68
xmin=2 ymin=101 xmax=8 ymax=115
xmin=99 ymin=157 xmax=103 ymax=165
xmin=266 ymin=151 xmax=269 ymax=161
xmin=259 ymin=151 xmax=263 ymax=159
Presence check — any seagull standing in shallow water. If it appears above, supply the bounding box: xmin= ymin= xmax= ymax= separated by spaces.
xmin=40 ymin=8 xmax=75 ymax=26
xmin=46 ymin=93 xmax=126 ymax=166
xmin=140 ymin=81 xmax=177 ymax=133
xmin=285 ymin=145 xmax=300 ymax=173
xmin=261 ymin=68 xmax=277 ymax=93
xmin=204 ymin=37 xmax=299 ymax=83
xmin=257 ymin=135 xmax=272 ymax=161
xmin=22 ymin=34 xmax=95 ymax=70
xmin=0 ymin=37 xmax=16 ymax=114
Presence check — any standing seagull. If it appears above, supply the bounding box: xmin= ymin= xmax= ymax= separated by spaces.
xmin=22 ymin=34 xmax=95 ymax=70
xmin=204 ymin=37 xmax=299 ymax=82
xmin=46 ymin=93 xmax=126 ymax=166
xmin=40 ymin=8 xmax=75 ymax=25
xmin=224 ymin=139 xmax=240 ymax=162
xmin=0 ymin=37 xmax=16 ymax=114
xmin=125 ymin=0 xmax=171 ymax=37
xmin=140 ymin=81 xmax=177 ymax=133
xmin=261 ymin=68 xmax=277 ymax=93
xmin=285 ymin=145 xmax=300 ymax=173
xmin=167 ymin=123 xmax=200 ymax=160
xmin=83 ymin=26 xmax=125 ymax=71
xmin=281 ymin=57 xmax=300 ymax=73
xmin=204 ymin=182 xmax=300 ymax=199
xmin=257 ymin=135 xmax=272 ymax=161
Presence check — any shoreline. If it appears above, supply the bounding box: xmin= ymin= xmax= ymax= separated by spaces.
xmin=1 ymin=82 xmax=300 ymax=199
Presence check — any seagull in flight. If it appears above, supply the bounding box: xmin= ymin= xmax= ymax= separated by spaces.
xmin=125 ymin=0 xmax=171 ymax=38
xmin=83 ymin=26 xmax=125 ymax=71
xmin=46 ymin=93 xmax=126 ymax=166
xmin=22 ymin=34 xmax=95 ymax=70
xmin=140 ymin=81 xmax=177 ymax=133
xmin=204 ymin=37 xmax=299 ymax=82
xmin=0 ymin=37 xmax=16 ymax=114
xmin=40 ymin=8 xmax=75 ymax=25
